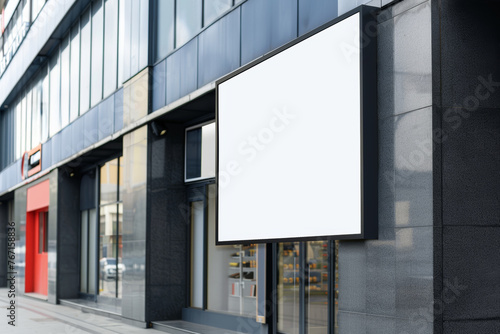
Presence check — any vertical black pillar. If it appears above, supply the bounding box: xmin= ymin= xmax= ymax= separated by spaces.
xmin=146 ymin=123 xmax=187 ymax=322
xmin=56 ymin=169 xmax=81 ymax=299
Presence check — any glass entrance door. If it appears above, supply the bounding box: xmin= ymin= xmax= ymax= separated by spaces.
xmin=277 ymin=241 xmax=334 ymax=334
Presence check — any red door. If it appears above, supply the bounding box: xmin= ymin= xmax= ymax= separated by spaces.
xmin=25 ymin=180 xmax=50 ymax=296
xmin=33 ymin=211 xmax=48 ymax=295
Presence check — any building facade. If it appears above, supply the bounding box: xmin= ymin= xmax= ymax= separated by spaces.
xmin=0 ymin=0 xmax=498 ymax=333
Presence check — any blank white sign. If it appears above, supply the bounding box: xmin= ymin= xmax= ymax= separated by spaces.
xmin=217 ymin=13 xmax=362 ymax=243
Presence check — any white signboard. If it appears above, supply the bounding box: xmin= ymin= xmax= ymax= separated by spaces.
xmin=217 ymin=9 xmax=377 ymax=244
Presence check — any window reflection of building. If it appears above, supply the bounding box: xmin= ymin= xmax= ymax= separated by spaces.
xmin=80 ymin=157 xmax=123 ymax=299
xmin=99 ymin=157 xmax=123 ymax=299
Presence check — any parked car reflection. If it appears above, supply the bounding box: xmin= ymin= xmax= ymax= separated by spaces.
xmin=99 ymin=257 xmax=125 ymax=280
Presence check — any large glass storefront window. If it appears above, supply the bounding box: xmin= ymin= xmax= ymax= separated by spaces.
xmin=80 ymin=157 xmax=123 ymax=299
xmin=187 ymin=184 xmax=259 ymax=318
xmin=184 ymin=122 xmax=340 ymax=331
xmin=99 ymin=157 xmax=123 ymax=298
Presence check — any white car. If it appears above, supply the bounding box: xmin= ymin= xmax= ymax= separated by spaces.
xmin=100 ymin=258 xmax=125 ymax=280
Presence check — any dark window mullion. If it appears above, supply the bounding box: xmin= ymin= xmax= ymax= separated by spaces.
xmin=86 ymin=210 xmax=90 ymax=293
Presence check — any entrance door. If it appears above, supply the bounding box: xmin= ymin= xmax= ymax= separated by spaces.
xmin=33 ymin=210 xmax=48 ymax=295
xmin=277 ymin=241 xmax=334 ymax=334
xmin=25 ymin=179 xmax=50 ymax=296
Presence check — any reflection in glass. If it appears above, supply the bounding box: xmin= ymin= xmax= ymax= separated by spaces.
xmin=49 ymin=51 xmax=60 ymax=137
xmin=88 ymin=208 xmax=97 ymax=294
xmin=31 ymin=79 xmax=41 ymax=145
xmin=80 ymin=9 xmax=91 ymax=114
xmin=91 ymin=0 xmax=104 ymax=106
xmin=206 ymin=184 xmax=257 ymax=316
xmin=100 ymin=158 xmax=118 ymax=205
xmin=43 ymin=212 xmax=48 ymax=253
xmin=98 ymin=158 xmax=123 ymax=298
xmin=278 ymin=241 xmax=331 ymax=333
xmin=104 ymin=0 xmax=119 ymax=97
xmin=25 ymin=89 xmax=32 ymax=150
xmin=99 ymin=204 xmax=118 ymax=297
xmin=38 ymin=212 xmax=44 ymax=254
xmin=117 ymin=203 xmax=123 ymax=299
xmin=20 ymin=97 xmax=25 ymax=154
xmin=278 ymin=242 xmax=300 ymax=334
xmin=306 ymin=241 xmax=328 ymax=334
xmin=118 ymin=0 xmax=125 ymax=87
xmin=41 ymin=67 xmax=49 ymax=141
xmin=118 ymin=157 xmax=123 ymax=201
xmin=70 ymin=23 xmax=80 ymax=122
xmin=176 ymin=0 xmax=202 ymax=47
xmin=204 ymin=0 xmax=232 ymax=26
xmin=60 ymin=36 xmax=70 ymax=128
xmin=155 ymin=0 xmax=174 ymax=61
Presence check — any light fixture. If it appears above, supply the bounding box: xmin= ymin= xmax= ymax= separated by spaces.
xmin=151 ymin=121 xmax=167 ymax=136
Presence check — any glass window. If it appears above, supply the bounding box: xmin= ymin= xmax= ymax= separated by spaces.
xmin=278 ymin=242 xmax=300 ymax=334
xmin=98 ymin=157 xmax=123 ymax=299
xmin=88 ymin=208 xmax=97 ymax=294
xmin=25 ymin=90 xmax=32 ymax=150
xmin=38 ymin=212 xmax=48 ymax=254
xmin=60 ymin=35 xmax=70 ymax=128
xmin=91 ymin=0 xmax=104 ymax=106
xmin=155 ymin=0 xmax=174 ymax=61
xmin=49 ymin=50 xmax=61 ymax=137
xmin=21 ymin=96 xmax=26 ymax=154
xmin=138 ymin=0 xmax=148 ymax=69
xmin=32 ymin=79 xmax=41 ymax=145
xmin=80 ymin=9 xmax=91 ymax=114
xmin=118 ymin=156 xmax=123 ymax=200
xmin=186 ymin=127 xmax=202 ymax=179
xmin=206 ymin=184 xmax=258 ymax=316
xmin=103 ymin=0 xmax=119 ymax=98
xmin=100 ymin=158 xmax=118 ymax=205
xmin=41 ymin=67 xmax=49 ymax=141
xmin=117 ymin=0 xmax=124 ymax=87
xmin=204 ymin=0 xmax=232 ymax=26
xmin=70 ymin=23 xmax=80 ymax=122
xmin=43 ymin=212 xmax=49 ymax=252
xmin=277 ymin=241 xmax=332 ymax=334
xmin=99 ymin=204 xmax=117 ymax=297
xmin=32 ymin=0 xmax=46 ymax=20
xmin=15 ymin=100 xmax=20 ymax=159
xmin=185 ymin=122 xmax=216 ymax=181
xmin=176 ymin=0 xmax=202 ymax=47
xmin=39 ymin=212 xmax=45 ymax=254
xmin=305 ymin=241 xmax=329 ymax=333
xmin=190 ymin=200 xmax=204 ymax=308
xmin=116 ymin=202 xmax=123 ymax=299
xmin=22 ymin=0 xmax=30 ymax=24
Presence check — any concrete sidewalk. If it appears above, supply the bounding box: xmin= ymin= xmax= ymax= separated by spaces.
xmin=0 ymin=288 xmax=166 ymax=334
